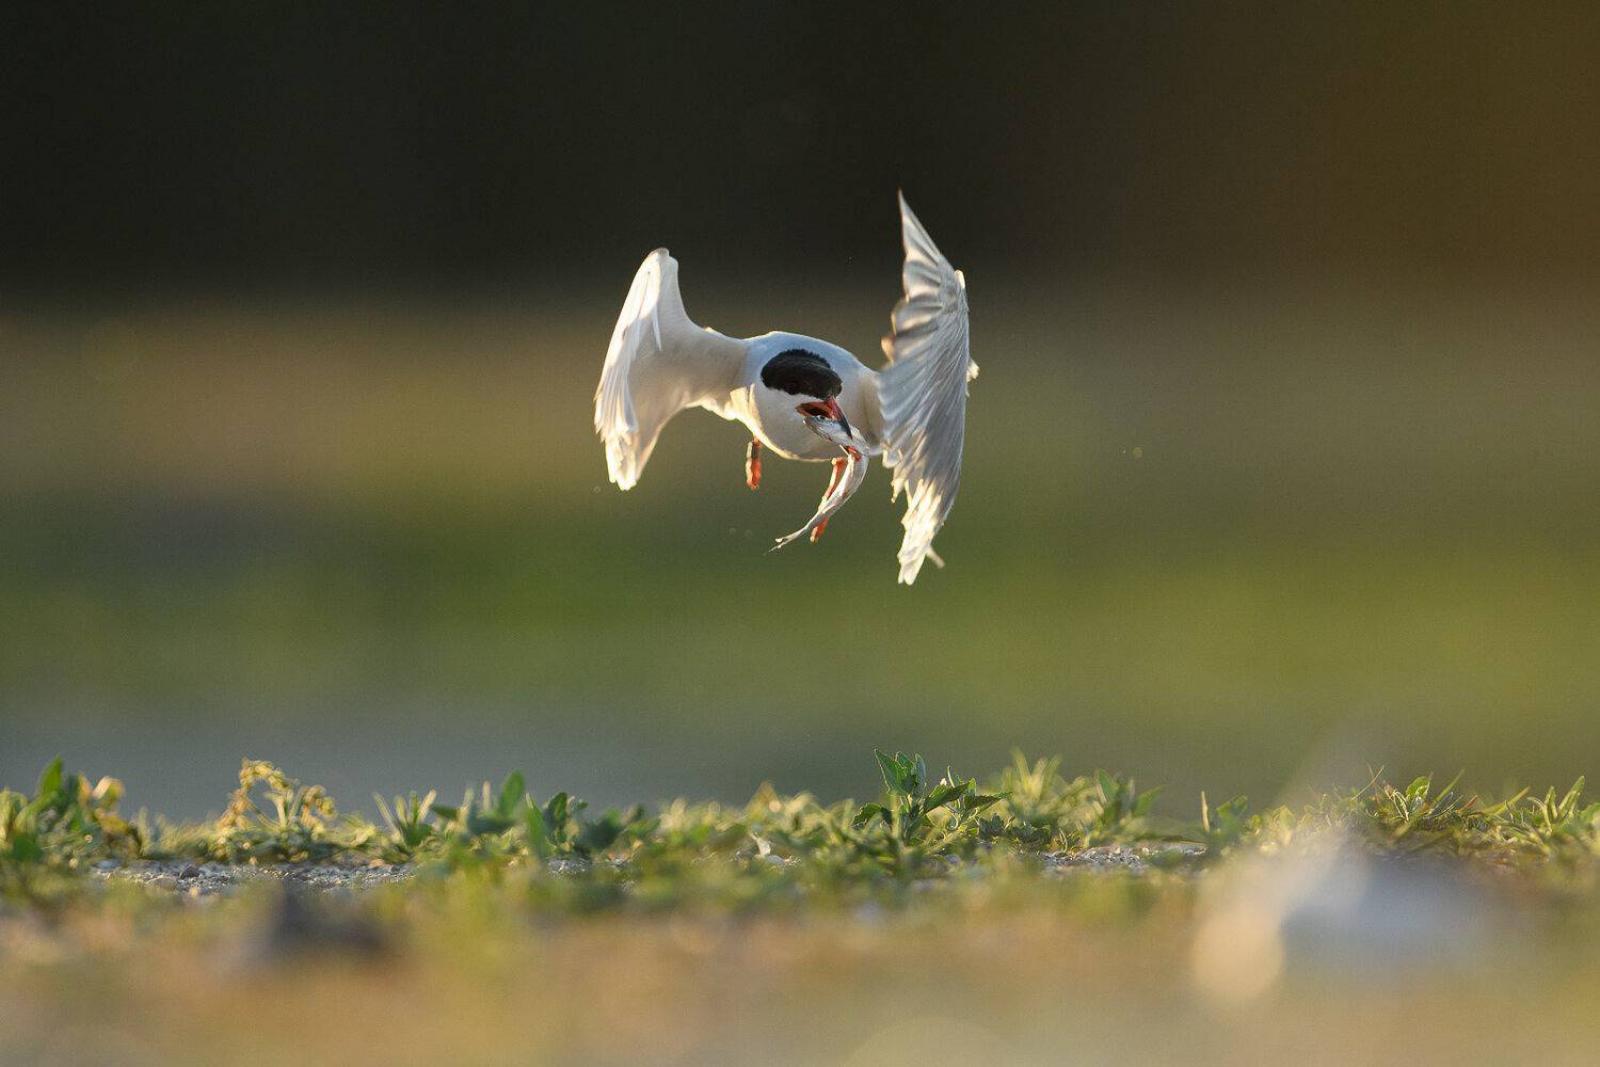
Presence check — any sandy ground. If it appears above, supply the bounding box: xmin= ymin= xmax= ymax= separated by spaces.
xmin=90 ymin=844 xmax=1208 ymax=898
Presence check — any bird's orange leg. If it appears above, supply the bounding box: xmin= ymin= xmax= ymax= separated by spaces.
xmin=745 ymin=439 xmax=762 ymax=490
xmin=810 ymin=457 xmax=849 ymax=542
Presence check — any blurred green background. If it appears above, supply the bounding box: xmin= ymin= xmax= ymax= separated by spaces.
xmin=4 ymin=3 xmax=1598 ymax=815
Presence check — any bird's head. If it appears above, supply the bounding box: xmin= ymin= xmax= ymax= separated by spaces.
xmin=761 ymin=349 xmax=851 ymax=438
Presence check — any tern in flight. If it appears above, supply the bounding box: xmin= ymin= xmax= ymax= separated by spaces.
xmin=594 ymin=193 xmax=976 ymax=584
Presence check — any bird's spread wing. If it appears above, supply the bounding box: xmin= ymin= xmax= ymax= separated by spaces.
xmin=875 ymin=193 xmax=978 ymax=584
xmin=594 ymin=249 xmax=747 ymax=489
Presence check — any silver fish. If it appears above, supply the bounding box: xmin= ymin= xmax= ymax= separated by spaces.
xmin=770 ymin=417 xmax=876 ymax=551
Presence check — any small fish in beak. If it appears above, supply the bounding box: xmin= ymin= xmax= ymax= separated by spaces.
xmin=770 ymin=443 xmax=870 ymax=552
xmin=771 ymin=397 xmax=884 ymax=551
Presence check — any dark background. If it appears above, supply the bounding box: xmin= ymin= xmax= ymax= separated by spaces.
xmin=6 ymin=2 xmax=1599 ymax=292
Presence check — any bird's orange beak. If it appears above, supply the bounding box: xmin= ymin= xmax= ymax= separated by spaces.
xmin=799 ymin=397 xmax=852 ymax=439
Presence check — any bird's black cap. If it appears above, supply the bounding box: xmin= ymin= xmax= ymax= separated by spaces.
xmin=760 ymin=349 xmax=842 ymax=400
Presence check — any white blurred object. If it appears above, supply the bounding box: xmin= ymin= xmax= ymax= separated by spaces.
xmin=1191 ymin=831 xmax=1502 ymax=1004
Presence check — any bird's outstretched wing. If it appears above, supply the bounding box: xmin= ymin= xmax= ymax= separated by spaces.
xmin=594 ymin=249 xmax=747 ymax=489
xmin=875 ymin=193 xmax=978 ymax=584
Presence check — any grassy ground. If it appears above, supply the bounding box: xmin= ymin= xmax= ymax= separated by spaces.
xmin=3 ymin=752 xmax=1599 ymax=1064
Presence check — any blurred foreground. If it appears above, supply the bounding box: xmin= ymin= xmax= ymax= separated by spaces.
xmin=7 ymin=893 xmax=1600 ymax=1066
xmin=3 ymin=751 xmax=1599 ymax=1066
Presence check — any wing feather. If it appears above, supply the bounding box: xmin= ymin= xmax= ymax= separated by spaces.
xmin=594 ymin=249 xmax=746 ymax=489
xmin=876 ymin=194 xmax=977 ymax=584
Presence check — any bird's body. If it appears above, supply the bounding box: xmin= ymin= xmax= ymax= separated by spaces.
xmin=594 ymin=195 xmax=976 ymax=584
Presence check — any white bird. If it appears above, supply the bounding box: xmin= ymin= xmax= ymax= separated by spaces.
xmin=594 ymin=193 xmax=977 ymax=584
